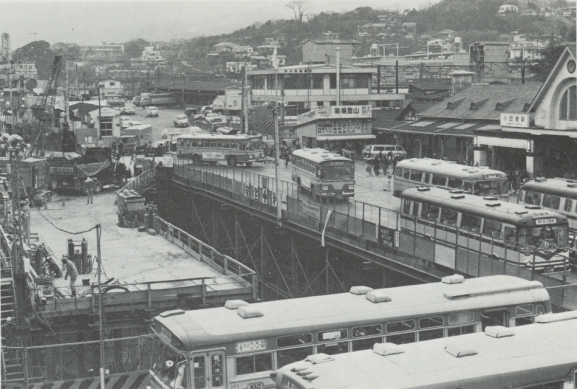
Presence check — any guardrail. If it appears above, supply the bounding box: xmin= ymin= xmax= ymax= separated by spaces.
xmin=170 ymin=160 xmax=574 ymax=306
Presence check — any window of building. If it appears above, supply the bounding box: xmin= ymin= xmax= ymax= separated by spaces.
xmin=420 ymin=316 xmax=443 ymax=329
xmin=386 ymin=320 xmax=415 ymax=333
xmin=421 ymin=203 xmax=439 ymax=222
xmin=329 ymin=74 xmax=337 ymax=89
xmin=559 ymin=85 xmax=576 ymax=121
xmin=251 ymin=76 xmax=265 ymax=90
xmin=311 ymin=74 xmax=323 ymax=89
xmin=100 ymin=119 xmax=113 ymax=137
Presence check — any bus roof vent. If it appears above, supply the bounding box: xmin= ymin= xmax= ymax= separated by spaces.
xmin=451 ymin=195 xmax=465 ymax=200
xmin=441 ymin=274 xmax=465 ymax=284
xmin=568 ymin=183 xmax=577 ymax=188
xmin=535 ymin=177 xmax=547 ymax=182
xmin=430 ymin=161 xmax=442 ymax=166
xmin=289 ymin=363 xmax=309 ymax=373
xmin=160 ymin=309 xmax=185 ymax=318
xmin=305 ymin=353 xmax=334 ymax=364
xmin=445 ymin=344 xmax=478 ymax=358
xmin=486 ymin=202 xmax=501 ymax=207
xmin=349 ymin=286 xmax=374 ymax=295
xmin=525 ymin=205 xmax=541 ymax=210
xmin=536 ymin=311 xmax=577 ymax=324
xmin=449 ymin=189 xmax=464 ymax=194
xmin=483 ymin=196 xmax=498 ymax=201
xmin=310 ymin=151 xmax=318 ymax=154
xmin=484 ymin=326 xmax=515 ymax=338
xmin=373 ymin=343 xmax=404 ymax=356
xmin=224 ymin=300 xmax=250 ymax=310
xmin=515 ymin=211 xmax=528 ymax=215
xmin=466 ymin=169 xmax=478 ymax=173
xmin=237 ymin=306 xmax=264 ymax=319
xmin=417 ymin=186 xmax=431 ymax=192
xmin=366 ymin=290 xmax=392 ymax=303
xmin=303 ymin=374 xmax=319 ymax=381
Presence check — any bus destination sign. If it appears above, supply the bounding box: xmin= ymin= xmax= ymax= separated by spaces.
xmin=535 ymin=218 xmax=556 ymax=225
xmin=235 ymin=339 xmax=267 ymax=354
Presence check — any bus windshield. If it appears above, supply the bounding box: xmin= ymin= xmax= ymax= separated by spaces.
xmin=240 ymin=141 xmax=262 ymax=151
xmin=464 ymin=180 xmax=509 ymax=196
xmin=152 ymin=337 xmax=189 ymax=389
xmin=517 ymin=225 xmax=568 ymax=252
xmin=321 ymin=165 xmax=354 ymax=180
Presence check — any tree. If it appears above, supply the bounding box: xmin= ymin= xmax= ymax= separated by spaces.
xmin=12 ymin=40 xmax=54 ymax=79
xmin=527 ymin=43 xmax=565 ymax=82
xmin=124 ymin=38 xmax=150 ymax=60
xmin=286 ymin=1 xmax=306 ymax=23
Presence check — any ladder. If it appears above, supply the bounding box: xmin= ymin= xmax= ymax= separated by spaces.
xmin=0 ymin=279 xmax=14 ymax=325
xmin=1 ymin=346 xmax=24 ymax=383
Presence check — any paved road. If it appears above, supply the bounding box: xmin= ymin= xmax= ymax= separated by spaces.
xmin=125 ymin=106 xmax=184 ymax=142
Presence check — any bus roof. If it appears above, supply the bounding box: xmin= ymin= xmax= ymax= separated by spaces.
xmin=176 ymin=133 xmax=262 ymax=141
xmin=154 ymin=275 xmax=548 ymax=351
xmin=273 ymin=312 xmax=577 ymax=389
xmin=396 ymin=158 xmax=507 ymax=180
xmin=292 ymin=148 xmax=353 ymax=164
xmin=401 ymin=187 xmax=568 ymax=226
xmin=521 ymin=177 xmax=577 ymax=200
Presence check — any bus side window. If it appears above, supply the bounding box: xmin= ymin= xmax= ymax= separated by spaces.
xmin=447 ymin=177 xmax=463 ymax=189
xmin=504 ymin=226 xmax=516 ymax=246
xmin=543 ymin=194 xmax=561 ymax=210
xmin=483 ymin=219 xmax=502 ymax=239
xmin=395 ymin=168 xmax=403 ymax=177
xmin=424 ymin=173 xmax=431 ymax=184
xmin=565 ymin=199 xmax=573 ymax=213
xmin=403 ymin=169 xmax=410 ymax=179
xmin=193 ymin=356 xmax=206 ymax=389
xmin=421 ymin=203 xmax=439 ymax=222
xmin=412 ymin=202 xmax=420 ymax=217
xmin=440 ymin=208 xmax=458 ymax=227
xmin=461 ymin=213 xmax=481 ymax=233
xmin=410 ymin=170 xmax=422 ymax=182
xmin=431 ymin=175 xmax=446 ymax=186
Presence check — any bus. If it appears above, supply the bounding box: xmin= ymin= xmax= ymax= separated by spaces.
xmin=519 ymin=177 xmax=577 ymax=231
xmin=291 ymin=148 xmax=355 ymax=199
xmin=399 ymin=186 xmax=570 ymax=272
xmin=176 ymin=133 xmax=264 ymax=167
xmin=393 ymin=158 xmax=509 ymax=198
xmin=149 ymin=275 xmax=551 ymax=389
xmin=272 ymin=311 xmax=577 ymax=389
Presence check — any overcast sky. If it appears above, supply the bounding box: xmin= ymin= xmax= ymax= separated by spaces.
xmin=0 ymin=0 xmax=439 ymax=49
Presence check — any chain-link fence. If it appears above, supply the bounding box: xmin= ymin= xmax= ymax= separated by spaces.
xmin=2 ymin=335 xmax=154 ymax=385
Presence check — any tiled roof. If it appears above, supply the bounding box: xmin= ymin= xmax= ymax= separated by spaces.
xmin=372 ymin=109 xmax=403 ymax=128
xmin=409 ymin=81 xmax=450 ymax=91
xmin=419 ymin=84 xmax=541 ymax=120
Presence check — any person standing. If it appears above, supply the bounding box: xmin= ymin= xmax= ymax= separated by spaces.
xmin=373 ymin=156 xmax=380 ymax=176
xmin=365 ymin=159 xmax=373 ymax=177
xmin=62 ymin=256 xmax=78 ymax=297
xmin=85 ymin=176 xmax=94 ymax=204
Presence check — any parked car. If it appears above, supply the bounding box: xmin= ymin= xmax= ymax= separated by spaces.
xmin=120 ymin=106 xmax=136 ymax=115
xmin=362 ymin=144 xmax=407 ymax=160
xmin=173 ymin=114 xmax=189 ymax=128
xmin=206 ymin=115 xmax=227 ymax=124
xmin=145 ymin=106 xmax=159 ymax=117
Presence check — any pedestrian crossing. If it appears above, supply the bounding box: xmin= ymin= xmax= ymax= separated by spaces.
xmin=2 ymin=371 xmax=149 ymax=389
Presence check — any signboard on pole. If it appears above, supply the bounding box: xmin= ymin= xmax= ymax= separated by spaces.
xmin=377 ymin=225 xmax=397 ymax=248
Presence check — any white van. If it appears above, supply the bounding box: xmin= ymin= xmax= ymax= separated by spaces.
xmin=363 ymin=144 xmax=407 ymax=160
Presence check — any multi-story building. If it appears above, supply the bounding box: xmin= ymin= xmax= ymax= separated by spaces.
xmin=247 ymin=64 xmax=408 ymax=120
xmin=78 ymin=44 xmax=124 ymax=59
xmin=212 ymin=88 xmax=243 ymax=116
xmin=98 ymin=80 xmax=123 ymax=97
xmin=469 ymin=41 xmax=510 ymax=82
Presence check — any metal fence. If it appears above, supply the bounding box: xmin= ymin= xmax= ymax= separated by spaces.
xmin=2 ymin=335 xmax=154 ymax=385
xmin=171 ymin=160 xmax=576 ymax=309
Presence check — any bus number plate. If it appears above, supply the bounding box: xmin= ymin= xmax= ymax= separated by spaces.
xmin=248 ymin=383 xmax=263 ymax=389
xmin=535 ymin=218 xmax=556 ymax=225
xmin=235 ymin=339 xmax=267 ymax=353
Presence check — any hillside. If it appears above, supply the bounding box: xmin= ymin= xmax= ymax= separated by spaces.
xmin=185 ymin=0 xmax=575 ymax=65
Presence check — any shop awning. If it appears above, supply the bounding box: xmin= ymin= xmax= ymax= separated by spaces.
xmin=316 ymin=134 xmax=376 ymax=141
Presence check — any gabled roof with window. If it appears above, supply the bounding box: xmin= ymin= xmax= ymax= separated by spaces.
xmin=420 ymin=84 xmax=541 ymax=121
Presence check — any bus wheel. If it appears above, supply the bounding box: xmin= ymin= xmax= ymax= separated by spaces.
xmin=94 ymin=180 xmax=103 ymax=194
xmin=192 ymin=155 xmax=201 ymax=165
xmin=245 ymin=162 xmax=252 ymax=167
xmin=228 ymin=156 xmax=237 ymax=167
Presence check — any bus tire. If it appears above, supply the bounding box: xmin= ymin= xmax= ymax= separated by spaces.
xmin=228 ymin=156 xmax=237 ymax=167
xmin=245 ymin=162 xmax=252 ymax=167
xmin=192 ymin=155 xmax=201 ymax=165
xmin=94 ymin=180 xmax=103 ymax=194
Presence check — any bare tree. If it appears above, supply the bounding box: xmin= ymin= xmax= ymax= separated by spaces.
xmin=287 ymin=1 xmax=306 ymax=23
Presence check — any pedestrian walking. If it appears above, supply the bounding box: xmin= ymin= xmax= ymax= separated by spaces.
xmin=62 ymin=256 xmax=78 ymax=297
xmin=85 ymin=176 xmax=94 ymax=204
xmin=373 ymin=156 xmax=380 ymax=176
xmin=365 ymin=159 xmax=373 ymax=177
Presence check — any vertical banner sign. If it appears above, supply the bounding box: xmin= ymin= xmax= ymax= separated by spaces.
xmin=377 ymin=226 xmax=396 ymax=248
xmin=244 ymin=183 xmax=250 ymax=198
xmin=2 ymin=33 xmax=10 ymax=61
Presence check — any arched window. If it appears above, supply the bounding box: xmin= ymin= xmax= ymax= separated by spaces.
xmin=559 ymin=85 xmax=576 ymax=120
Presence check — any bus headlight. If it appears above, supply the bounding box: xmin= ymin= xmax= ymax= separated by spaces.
xmin=348 ymin=185 xmax=354 ymax=191
xmin=322 ymin=186 xmax=329 ymax=191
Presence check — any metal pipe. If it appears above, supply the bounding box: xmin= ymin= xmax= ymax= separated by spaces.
xmin=96 ymin=224 xmax=105 ymax=389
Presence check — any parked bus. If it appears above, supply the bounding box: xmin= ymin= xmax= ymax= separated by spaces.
xmin=393 ymin=158 xmax=509 ymax=197
xmin=176 ymin=133 xmax=264 ymax=167
xmin=291 ymin=148 xmax=355 ymax=199
xmin=399 ymin=186 xmax=570 ymax=272
xmin=273 ymin=311 xmax=577 ymax=389
xmin=519 ymin=177 xmax=577 ymax=231
xmin=148 ymin=275 xmax=551 ymax=389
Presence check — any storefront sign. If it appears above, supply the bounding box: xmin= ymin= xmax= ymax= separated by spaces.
xmin=500 ymin=113 xmax=530 ymax=128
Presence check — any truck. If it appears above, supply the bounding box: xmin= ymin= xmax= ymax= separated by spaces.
xmin=116 ymin=189 xmax=146 ymax=228
xmin=47 ymin=147 xmax=131 ymax=194
xmin=140 ymin=93 xmax=178 ymax=108
xmin=0 ymin=157 xmax=51 ymax=205
xmin=120 ymin=124 xmax=154 ymax=155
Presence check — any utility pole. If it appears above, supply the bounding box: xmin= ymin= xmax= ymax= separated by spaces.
xmin=96 ymin=225 xmax=105 ymax=389
xmin=241 ymin=67 xmax=245 ymax=133
xmin=75 ymin=63 xmax=79 ymax=99
xmin=336 ymin=47 xmax=341 ymax=106
xmin=273 ymin=105 xmax=282 ymax=227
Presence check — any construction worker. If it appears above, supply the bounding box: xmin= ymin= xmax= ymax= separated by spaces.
xmin=62 ymin=256 xmax=78 ymax=297
xmin=85 ymin=176 xmax=94 ymax=205
xmin=1 ymin=317 xmax=17 ymax=346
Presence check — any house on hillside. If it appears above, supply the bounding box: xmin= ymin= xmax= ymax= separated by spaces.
xmin=498 ymin=4 xmax=519 ymax=14
xmin=214 ymin=42 xmax=237 ymax=53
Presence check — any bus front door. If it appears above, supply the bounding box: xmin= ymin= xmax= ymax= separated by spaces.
xmin=192 ymin=352 xmax=225 ymax=389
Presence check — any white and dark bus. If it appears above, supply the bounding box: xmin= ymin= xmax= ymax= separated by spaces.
xmin=176 ymin=133 xmax=264 ymax=167
xmin=393 ymin=158 xmax=509 ymax=197
xmin=149 ymin=275 xmax=551 ymax=389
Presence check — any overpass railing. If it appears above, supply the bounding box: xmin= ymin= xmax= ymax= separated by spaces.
xmin=171 ymin=160 xmax=576 ymax=310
